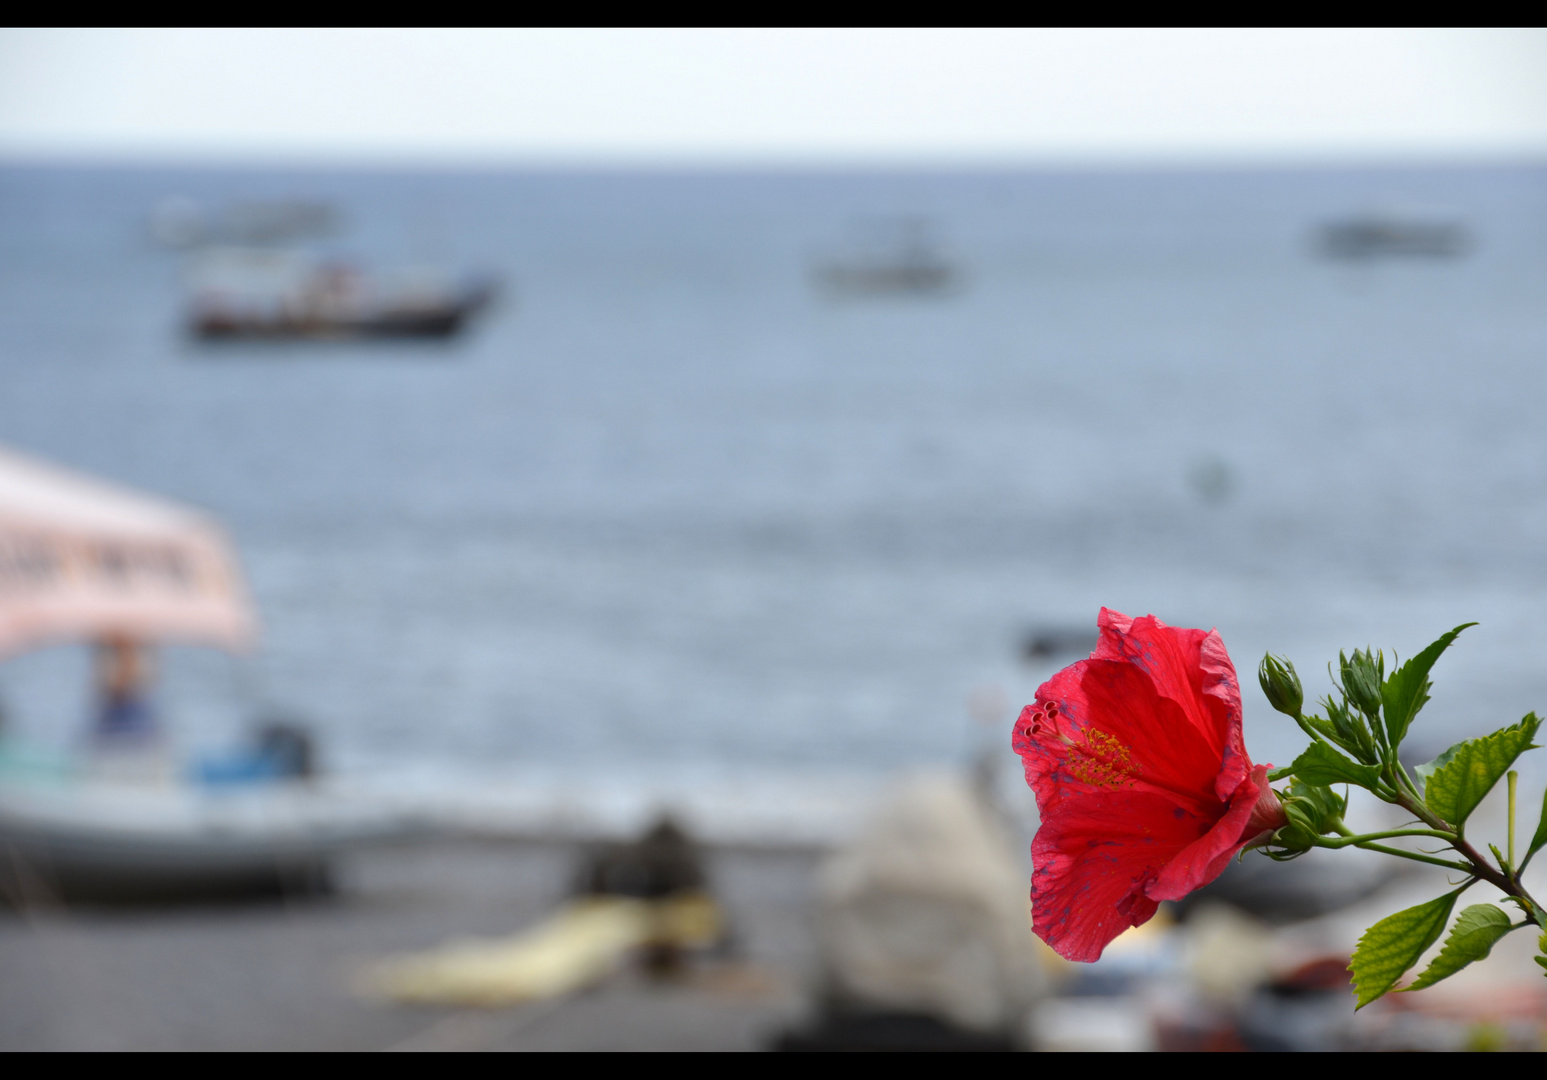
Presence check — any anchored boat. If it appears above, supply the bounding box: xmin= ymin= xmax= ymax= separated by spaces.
xmin=1316 ymin=213 xmax=1471 ymax=260
xmin=186 ymin=249 xmax=498 ymax=342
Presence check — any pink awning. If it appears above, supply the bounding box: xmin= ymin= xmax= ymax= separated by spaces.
xmin=0 ymin=446 xmax=257 ymax=657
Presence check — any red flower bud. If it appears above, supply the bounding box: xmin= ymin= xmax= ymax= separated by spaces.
xmin=1012 ymin=609 xmax=1272 ymax=962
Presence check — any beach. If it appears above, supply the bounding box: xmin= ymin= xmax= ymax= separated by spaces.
xmin=0 ymin=838 xmax=818 ymax=1051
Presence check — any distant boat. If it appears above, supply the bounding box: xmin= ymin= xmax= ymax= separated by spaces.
xmin=813 ymin=218 xmax=959 ymax=297
xmin=1316 ymin=213 xmax=1471 ymax=260
xmin=150 ymin=197 xmax=339 ymax=250
xmin=186 ymin=249 xmax=499 ymax=342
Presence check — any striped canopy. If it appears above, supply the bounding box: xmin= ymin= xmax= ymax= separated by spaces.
xmin=0 ymin=446 xmax=256 ymax=656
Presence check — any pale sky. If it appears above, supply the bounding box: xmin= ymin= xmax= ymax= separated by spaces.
xmin=1 ymin=28 xmax=1545 ymax=164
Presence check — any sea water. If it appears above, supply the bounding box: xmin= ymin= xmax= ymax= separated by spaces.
xmin=1 ymin=164 xmax=1545 ymax=837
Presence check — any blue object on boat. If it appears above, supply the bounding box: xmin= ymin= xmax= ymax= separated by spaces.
xmin=191 ymin=749 xmax=286 ymax=786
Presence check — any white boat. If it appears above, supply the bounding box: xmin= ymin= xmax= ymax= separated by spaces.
xmin=0 ymin=446 xmax=417 ymax=903
xmin=0 ymin=756 xmax=422 ymax=902
xmin=150 ymin=197 xmax=339 ymax=250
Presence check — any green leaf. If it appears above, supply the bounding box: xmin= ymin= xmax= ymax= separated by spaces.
xmin=1405 ymin=905 xmax=1514 ymax=991
xmin=1413 ymin=743 xmax=1459 ymax=796
xmin=1351 ymin=891 xmax=1460 ymax=1008
xmin=1381 ymin=623 xmax=1476 ymax=746
xmin=1526 ymin=785 xmax=1547 ymax=867
xmin=1286 ymin=741 xmax=1383 ymax=789
xmin=1423 ymin=714 xmax=1540 ymax=828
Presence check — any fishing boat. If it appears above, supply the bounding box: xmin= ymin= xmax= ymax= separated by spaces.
xmin=186 ymin=249 xmax=498 ymax=342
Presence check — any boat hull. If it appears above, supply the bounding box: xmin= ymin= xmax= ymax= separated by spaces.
xmin=0 ymin=779 xmax=419 ymax=904
xmin=190 ymin=283 xmax=499 ymax=343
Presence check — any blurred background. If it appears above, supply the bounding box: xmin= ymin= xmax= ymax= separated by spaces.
xmin=2 ymin=28 xmax=1546 ymax=1050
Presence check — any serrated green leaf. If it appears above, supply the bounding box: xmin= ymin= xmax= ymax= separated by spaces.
xmin=1381 ymin=623 xmax=1475 ymax=746
xmin=1405 ymin=904 xmax=1513 ymax=991
xmin=1413 ymin=743 xmax=1459 ymax=796
xmin=1266 ymin=765 xmax=1295 ymax=782
xmin=1351 ymin=891 xmax=1460 ymax=1008
xmin=1423 ymin=714 xmax=1540 ymax=828
xmin=1287 ymin=741 xmax=1383 ymax=789
xmin=1526 ymin=785 xmax=1547 ymax=867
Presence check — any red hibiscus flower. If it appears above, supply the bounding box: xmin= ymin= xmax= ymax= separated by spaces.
xmin=1011 ymin=609 xmax=1285 ymax=962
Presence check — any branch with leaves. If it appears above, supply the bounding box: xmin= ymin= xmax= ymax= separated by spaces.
xmin=1257 ymin=623 xmax=1547 ymax=1008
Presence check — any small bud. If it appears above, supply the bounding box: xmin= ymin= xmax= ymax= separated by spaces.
xmin=1287 ymin=778 xmax=1347 ymax=834
xmin=1280 ymin=806 xmax=1327 ymax=850
xmin=1258 ymin=654 xmax=1303 ymax=717
xmin=1266 ymin=779 xmax=1347 ymax=855
xmin=1324 ymin=695 xmax=1355 ymax=740
xmin=1321 ymin=695 xmax=1379 ymax=762
xmin=1340 ymin=649 xmax=1385 ymax=718
xmin=1269 ymin=821 xmax=1315 ymax=854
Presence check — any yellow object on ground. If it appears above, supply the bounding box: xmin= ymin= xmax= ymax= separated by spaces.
xmin=361 ymin=892 xmax=723 ymax=1006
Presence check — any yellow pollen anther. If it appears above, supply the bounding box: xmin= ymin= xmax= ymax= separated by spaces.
xmin=1066 ymin=729 xmax=1135 ymax=789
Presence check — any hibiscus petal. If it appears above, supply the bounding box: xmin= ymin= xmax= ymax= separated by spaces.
xmin=1094 ymin=609 xmax=1248 ymax=801
xmin=1032 ymin=789 xmax=1216 ymax=962
xmin=1015 ymin=658 xmax=1222 ymax=817
xmin=1146 ymin=764 xmax=1264 ymax=901
xmin=1197 ymin=629 xmax=1250 ymax=800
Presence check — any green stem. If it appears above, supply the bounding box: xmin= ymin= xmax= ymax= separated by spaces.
xmin=1370 ymin=711 xmax=1391 ymax=756
xmin=1389 ymin=786 xmax=1449 ymax=834
xmin=1317 ymin=828 xmax=1457 ymax=847
xmin=1314 ymin=830 xmax=1472 ymax=872
xmin=1390 ymin=760 xmax=1428 ymax=809
xmin=1292 ymin=714 xmax=1323 ymax=745
xmin=1508 ymin=771 xmax=1519 ymax=870
xmin=1350 ymin=841 xmax=1473 ymax=873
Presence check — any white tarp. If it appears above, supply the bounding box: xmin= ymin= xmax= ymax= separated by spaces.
xmin=0 ymin=445 xmax=256 ymax=656
xmin=816 ymin=775 xmax=1047 ymax=1035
